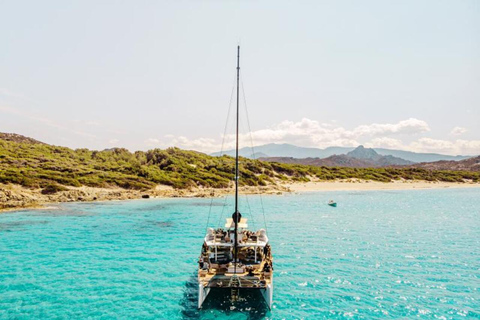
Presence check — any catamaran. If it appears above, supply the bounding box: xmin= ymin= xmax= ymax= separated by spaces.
xmin=197 ymin=46 xmax=274 ymax=309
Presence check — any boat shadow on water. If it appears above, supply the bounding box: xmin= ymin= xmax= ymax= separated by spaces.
xmin=180 ymin=273 xmax=271 ymax=320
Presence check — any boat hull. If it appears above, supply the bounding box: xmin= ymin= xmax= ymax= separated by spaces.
xmin=198 ymin=286 xmax=273 ymax=309
xmin=198 ymin=284 xmax=211 ymax=309
xmin=261 ymin=283 xmax=273 ymax=309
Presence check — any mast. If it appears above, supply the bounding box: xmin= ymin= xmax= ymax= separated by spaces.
xmin=234 ymin=45 xmax=240 ymax=269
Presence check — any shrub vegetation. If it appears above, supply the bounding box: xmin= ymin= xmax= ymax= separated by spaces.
xmin=0 ymin=139 xmax=478 ymax=190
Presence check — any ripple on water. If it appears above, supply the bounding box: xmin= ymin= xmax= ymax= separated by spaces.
xmin=0 ymin=188 xmax=479 ymax=319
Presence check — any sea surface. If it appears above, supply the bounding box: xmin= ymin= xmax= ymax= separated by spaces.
xmin=0 ymin=188 xmax=479 ymax=319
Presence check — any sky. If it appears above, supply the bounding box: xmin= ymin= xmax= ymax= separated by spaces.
xmin=0 ymin=0 xmax=479 ymax=155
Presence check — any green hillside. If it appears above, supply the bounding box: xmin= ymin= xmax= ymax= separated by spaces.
xmin=0 ymin=138 xmax=479 ymax=192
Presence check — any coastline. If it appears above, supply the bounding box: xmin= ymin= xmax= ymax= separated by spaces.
xmin=2 ymin=180 xmax=480 ymax=213
xmin=0 ymin=183 xmax=289 ymax=213
xmin=282 ymin=179 xmax=480 ymax=192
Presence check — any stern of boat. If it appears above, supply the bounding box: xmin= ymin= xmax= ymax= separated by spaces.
xmin=261 ymin=282 xmax=273 ymax=309
xmin=198 ymin=283 xmax=211 ymax=309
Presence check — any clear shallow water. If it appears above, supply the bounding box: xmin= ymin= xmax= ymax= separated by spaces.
xmin=0 ymin=188 xmax=479 ymax=319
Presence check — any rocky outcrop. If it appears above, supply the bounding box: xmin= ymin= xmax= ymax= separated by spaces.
xmin=0 ymin=187 xmax=40 ymax=209
xmin=0 ymin=183 xmax=290 ymax=212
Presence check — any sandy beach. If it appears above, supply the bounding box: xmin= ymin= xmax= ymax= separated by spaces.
xmin=283 ymin=179 xmax=480 ymax=193
xmin=1 ymin=180 xmax=480 ymax=213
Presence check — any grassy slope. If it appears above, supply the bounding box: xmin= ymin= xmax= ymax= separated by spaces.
xmin=1 ymin=139 xmax=479 ymax=192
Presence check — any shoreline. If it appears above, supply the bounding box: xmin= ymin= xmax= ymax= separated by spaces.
xmin=282 ymin=179 xmax=480 ymax=193
xmin=2 ymin=180 xmax=480 ymax=213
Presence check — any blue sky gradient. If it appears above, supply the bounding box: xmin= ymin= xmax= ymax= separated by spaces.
xmin=1 ymin=1 xmax=479 ymax=155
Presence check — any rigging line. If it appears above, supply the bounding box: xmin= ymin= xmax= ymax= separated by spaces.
xmin=244 ymin=193 xmax=256 ymax=230
xmin=241 ymin=77 xmax=268 ymax=232
xmin=216 ymin=193 xmax=230 ymax=228
xmin=219 ymin=75 xmax=237 ymax=156
xmin=259 ymin=191 xmax=268 ymax=232
xmin=205 ymin=198 xmax=214 ymax=233
xmin=205 ymin=194 xmax=217 ymax=232
xmin=205 ymin=75 xmax=237 ymax=232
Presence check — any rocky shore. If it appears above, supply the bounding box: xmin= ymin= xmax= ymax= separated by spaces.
xmin=0 ymin=183 xmax=290 ymax=212
xmin=2 ymin=179 xmax=480 ymax=213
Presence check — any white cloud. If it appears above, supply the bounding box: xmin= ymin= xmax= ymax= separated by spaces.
xmin=352 ymin=118 xmax=430 ymax=137
xmin=145 ymin=138 xmax=160 ymax=146
xmin=450 ymin=126 xmax=467 ymax=136
xmin=241 ymin=117 xmax=428 ymax=147
xmin=365 ymin=137 xmax=404 ymax=149
xmin=159 ymin=117 xmax=430 ymax=153
xmin=368 ymin=137 xmax=480 ymax=155
xmin=155 ymin=118 xmax=480 ymax=155
xmin=171 ymin=136 xmax=219 ymax=151
xmin=454 ymin=140 xmax=480 ymax=155
xmin=108 ymin=139 xmax=119 ymax=145
xmin=409 ymin=138 xmax=480 ymax=155
xmin=411 ymin=138 xmax=452 ymax=151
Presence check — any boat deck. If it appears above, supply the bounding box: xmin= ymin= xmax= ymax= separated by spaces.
xmin=204 ymin=228 xmax=269 ymax=248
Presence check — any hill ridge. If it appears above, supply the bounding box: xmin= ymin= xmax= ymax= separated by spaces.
xmin=1 ymin=133 xmax=479 ymax=199
xmin=0 ymin=133 xmax=47 ymax=145
xmin=212 ymin=143 xmax=472 ymax=163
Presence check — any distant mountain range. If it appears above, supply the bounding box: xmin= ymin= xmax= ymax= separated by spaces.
xmin=211 ymin=143 xmax=352 ymax=159
xmin=211 ymin=143 xmax=472 ymax=163
xmin=260 ymin=146 xmax=414 ymax=168
xmin=259 ymin=145 xmax=480 ymax=171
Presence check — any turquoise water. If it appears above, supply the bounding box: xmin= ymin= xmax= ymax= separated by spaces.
xmin=1 ymin=188 xmax=479 ymax=319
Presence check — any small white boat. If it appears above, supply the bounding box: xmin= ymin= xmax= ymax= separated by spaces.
xmin=328 ymin=200 xmax=337 ymax=207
